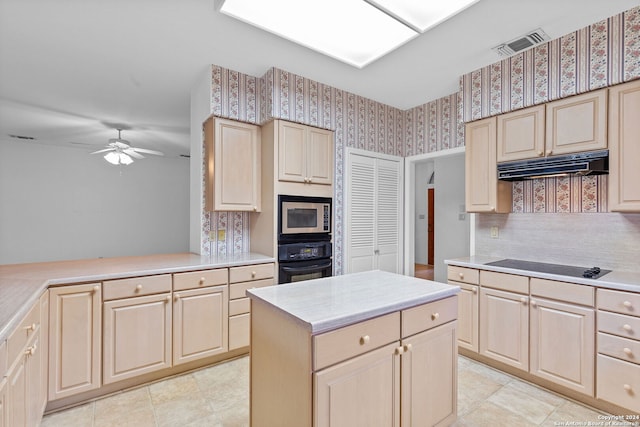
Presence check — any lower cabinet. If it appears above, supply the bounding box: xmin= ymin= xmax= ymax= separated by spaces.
xmin=173 ymin=285 xmax=228 ymax=365
xmin=479 ymin=286 xmax=529 ymax=371
xmin=49 ymin=283 xmax=101 ymax=401
xmin=0 ymin=377 xmax=6 ymax=427
xmin=103 ymin=292 xmax=172 ymax=384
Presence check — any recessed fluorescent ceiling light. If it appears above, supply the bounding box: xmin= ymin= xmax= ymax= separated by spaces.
xmin=364 ymin=0 xmax=480 ymax=33
xmin=219 ymin=0 xmax=478 ymax=68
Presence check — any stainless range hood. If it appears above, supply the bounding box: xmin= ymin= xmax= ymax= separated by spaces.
xmin=497 ymin=150 xmax=608 ymax=181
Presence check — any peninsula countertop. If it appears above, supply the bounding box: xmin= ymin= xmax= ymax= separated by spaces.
xmin=445 ymin=256 xmax=640 ymax=293
xmin=247 ymin=270 xmax=460 ymax=334
xmin=0 ymin=252 xmax=275 ymax=343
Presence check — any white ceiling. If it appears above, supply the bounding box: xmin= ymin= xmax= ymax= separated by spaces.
xmin=0 ymin=0 xmax=638 ymax=157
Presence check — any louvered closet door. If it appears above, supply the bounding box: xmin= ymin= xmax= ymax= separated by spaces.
xmin=346 ymin=151 xmax=403 ymax=274
xmin=348 ymin=154 xmax=376 ymax=273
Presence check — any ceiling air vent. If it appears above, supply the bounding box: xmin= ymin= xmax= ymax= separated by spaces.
xmin=492 ymin=28 xmax=550 ymax=57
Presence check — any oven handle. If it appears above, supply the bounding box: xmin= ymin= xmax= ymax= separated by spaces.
xmin=280 ymin=261 xmax=332 ymax=273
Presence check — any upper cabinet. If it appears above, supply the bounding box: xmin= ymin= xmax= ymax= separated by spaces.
xmin=278 ymin=121 xmax=333 ymax=186
xmin=204 ymin=117 xmax=261 ymax=212
xmin=497 ymin=105 xmax=546 ymax=162
xmin=608 ymin=79 xmax=640 ymax=212
xmin=465 ymin=117 xmax=512 ymax=213
xmin=545 ymin=89 xmax=607 ymax=156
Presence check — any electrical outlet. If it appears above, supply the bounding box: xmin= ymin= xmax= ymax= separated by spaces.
xmin=490 ymin=226 xmax=499 ymax=239
xmin=218 ymin=229 xmax=226 ymax=241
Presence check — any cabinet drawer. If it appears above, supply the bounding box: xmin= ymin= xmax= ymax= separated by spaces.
xmin=598 ymin=333 xmax=640 ymax=365
xmin=229 ymin=313 xmax=250 ymax=350
xmin=598 ymin=311 xmax=640 ymax=340
xmin=598 ymin=289 xmax=640 ymax=317
xmin=597 ymin=354 xmax=640 ymax=413
xmin=0 ymin=340 xmax=6 ymax=379
xmin=530 ymin=278 xmax=594 ymax=306
xmin=7 ymin=301 xmax=40 ymax=364
xmin=313 ymin=312 xmax=400 ymax=371
xmin=103 ymin=274 xmax=172 ymax=301
xmin=229 ymin=263 xmax=274 ymax=283
xmin=402 ymin=296 xmax=457 ymax=338
xmin=229 ymin=278 xmax=273 ymax=300
xmin=230 ymin=298 xmax=250 ymax=316
xmin=173 ymin=268 xmax=227 ymax=291
xmin=447 ymin=266 xmax=479 ymax=285
xmin=480 ymin=270 xmax=529 ymax=294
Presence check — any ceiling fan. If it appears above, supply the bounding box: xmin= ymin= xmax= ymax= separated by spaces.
xmin=91 ymin=129 xmax=164 ymax=165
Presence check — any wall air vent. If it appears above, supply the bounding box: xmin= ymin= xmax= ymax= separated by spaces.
xmin=492 ymin=28 xmax=550 ymax=58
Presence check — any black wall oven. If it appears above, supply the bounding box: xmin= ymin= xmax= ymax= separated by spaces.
xmin=277 ymin=195 xmax=332 ymax=284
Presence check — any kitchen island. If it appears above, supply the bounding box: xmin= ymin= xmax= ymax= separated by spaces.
xmin=247 ymin=270 xmax=460 ymax=427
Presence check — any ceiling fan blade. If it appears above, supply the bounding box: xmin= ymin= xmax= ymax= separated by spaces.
xmin=123 ymin=149 xmax=145 ymax=159
xmin=132 ymin=148 xmax=164 ymax=156
xmin=91 ymin=148 xmax=114 ymax=154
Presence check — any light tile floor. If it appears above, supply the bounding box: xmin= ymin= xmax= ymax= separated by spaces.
xmin=42 ymin=355 xmax=607 ymax=427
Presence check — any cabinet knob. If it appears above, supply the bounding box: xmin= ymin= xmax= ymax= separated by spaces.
xmin=520 ymin=297 xmax=528 ymax=305
xmin=199 ymin=277 xmax=206 ymax=285
xmin=360 ymin=335 xmax=370 ymax=345
xmin=623 ymin=347 xmax=633 ymax=356
xmin=395 ymin=346 xmax=404 ymax=355
xmin=623 ymin=301 xmax=632 ymax=309
xmin=490 ymin=206 xmax=495 ymax=212
xmin=530 ymin=300 xmax=537 ymax=307
xmin=623 ymin=324 xmax=632 ymax=332
xmin=431 ymin=313 xmax=440 ymax=321
xmin=166 ymin=295 xmax=172 ymax=302
xmin=251 ymin=271 xmax=257 ymax=278
xmin=25 ymin=345 xmax=36 ymax=357
xmin=472 ymin=287 xmax=478 ymax=294
xmin=546 ymin=150 xmax=553 ymax=156
xmin=537 ymin=150 xmax=543 ymax=156
xmin=624 ymin=384 xmax=633 ymax=392
xmin=136 ymin=284 xmax=143 ymax=292
xmin=24 ymin=323 xmax=36 ymax=332
xmin=174 ymin=295 xmax=180 ymax=301
xmin=253 ymin=206 xmax=258 ymax=211
xmin=93 ymin=285 xmax=100 ymax=293
xmin=404 ymin=343 xmax=413 ymax=352
xmin=458 ymin=272 xmax=464 ymax=279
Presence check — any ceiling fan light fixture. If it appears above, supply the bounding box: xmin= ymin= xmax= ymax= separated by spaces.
xmin=103 ymin=151 xmax=133 ymax=165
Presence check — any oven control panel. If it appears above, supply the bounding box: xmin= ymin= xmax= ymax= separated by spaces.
xmin=278 ymin=241 xmax=332 ymax=262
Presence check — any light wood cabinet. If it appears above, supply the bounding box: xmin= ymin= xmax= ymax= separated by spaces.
xmin=278 ymin=121 xmax=333 ymax=186
xmin=447 ymin=266 xmax=479 ymax=352
xmin=103 ymin=292 xmax=172 ymax=384
xmin=497 ymin=104 xmax=546 ymax=162
xmin=465 ymin=117 xmax=512 ymax=213
xmin=204 ymin=116 xmax=261 ymax=212
xmin=546 ymin=89 xmax=607 ymax=157
xmin=608 ymin=79 xmax=640 ymax=212
xmin=0 ymin=377 xmax=6 ymax=427
xmin=597 ymin=288 xmax=640 ymax=412
xmin=49 ymin=283 xmax=101 ymax=401
xmin=479 ymin=272 xmax=529 ymax=371
xmin=173 ymin=285 xmax=228 ymax=365
xmin=251 ymin=295 xmax=458 ymax=427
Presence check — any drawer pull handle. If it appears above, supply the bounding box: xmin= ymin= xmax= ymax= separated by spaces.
xmin=624 ymin=384 xmax=633 ymax=392
xmin=404 ymin=343 xmax=413 ymax=352
xmin=136 ymin=284 xmax=143 ymax=292
xmin=395 ymin=346 xmax=404 ymax=355
xmin=623 ymin=347 xmax=633 ymax=356
xmin=623 ymin=301 xmax=632 ymax=308
xmin=431 ymin=313 xmax=440 ymax=321
xmin=360 ymin=335 xmax=370 ymax=345
xmin=623 ymin=324 xmax=632 ymax=332
xmin=199 ymin=277 xmax=206 ymax=285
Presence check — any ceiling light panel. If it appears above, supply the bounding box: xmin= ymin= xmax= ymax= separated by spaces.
xmin=218 ymin=0 xmax=418 ymax=68
xmin=364 ymin=0 xmax=480 ymax=33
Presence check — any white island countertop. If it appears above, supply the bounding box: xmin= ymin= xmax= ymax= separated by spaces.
xmin=247 ymin=270 xmax=460 ymax=334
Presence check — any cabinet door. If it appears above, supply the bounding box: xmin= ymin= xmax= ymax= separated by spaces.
xmin=49 ymin=283 xmax=101 ymax=401
xmin=401 ymin=321 xmax=457 ymax=427
xmin=530 ymin=298 xmax=594 ymax=395
xmin=173 ymin=285 xmax=228 ymax=365
xmin=545 ymin=89 xmax=607 ymax=156
xmin=497 ymin=105 xmax=545 ymax=162
xmin=609 ymin=79 xmax=640 ymax=212
xmin=465 ymin=117 xmax=511 ymax=213
xmin=451 ymin=281 xmax=479 ymax=352
xmin=0 ymin=379 xmax=6 ymax=427
xmin=278 ymin=121 xmax=306 ymax=183
xmin=38 ymin=291 xmax=48 ymax=414
xmin=103 ymin=293 xmax=172 ymax=384
xmin=205 ymin=117 xmax=261 ymax=212
xmin=480 ymin=287 xmax=529 ymax=371
xmin=7 ymin=356 xmax=26 ymax=427
xmin=306 ymin=127 xmax=333 ymax=185
xmin=25 ymin=335 xmax=42 ymax=427
xmin=314 ymin=342 xmax=401 ymax=427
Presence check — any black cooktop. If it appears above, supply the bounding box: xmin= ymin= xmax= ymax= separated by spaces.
xmin=484 ymin=259 xmax=611 ymax=279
